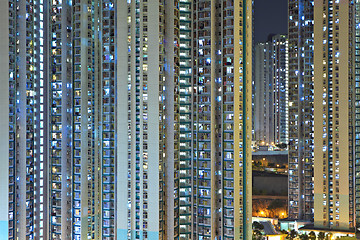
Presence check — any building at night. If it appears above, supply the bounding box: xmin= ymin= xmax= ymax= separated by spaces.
xmin=5 ymin=0 xmax=119 ymax=239
xmin=313 ymin=0 xmax=356 ymax=230
xmin=254 ymin=41 xmax=273 ymax=144
xmin=117 ymin=0 xmax=253 ymax=239
xmin=288 ymin=0 xmax=360 ymax=232
xmin=287 ymin=0 xmax=314 ymax=222
xmin=5 ymin=0 xmax=116 ymax=239
xmin=254 ymin=34 xmax=288 ymax=146
xmin=272 ymin=34 xmax=289 ymax=145
xmin=1 ymin=0 xmax=253 ymax=239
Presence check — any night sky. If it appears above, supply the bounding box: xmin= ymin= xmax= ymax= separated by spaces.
xmin=254 ymin=0 xmax=288 ymax=43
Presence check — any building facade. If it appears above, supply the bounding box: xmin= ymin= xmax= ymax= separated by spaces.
xmin=117 ymin=0 xmax=253 ymax=239
xmin=254 ymin=41 xmax=273 ymax=144
xmin=288 ymin=0 xmax=314 ymax=221
xmin=289 ymin=0 xmax=360 ymax=231
xmin=271 ymin=34 xmax=289 ymax=145
xmin=3 ymin=0 xmax=253 ymax=240
xmin=7 ymin=0 xmax=116 ymax=239
xmin=254 ymin=34 xmax=288 ymax=146
xmin=313 ymin=0 xmax=355 ymax=230
xmin=117 ymin=0 xmax=169 ymax=238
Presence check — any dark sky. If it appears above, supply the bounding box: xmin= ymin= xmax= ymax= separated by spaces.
xmin=254 ymin=0 xmax=288 ymax=43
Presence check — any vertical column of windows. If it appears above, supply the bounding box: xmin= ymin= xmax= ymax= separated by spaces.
xmin=35 ymin=0 xmax=45 ymax=238
xmin=127 ymin=1 xmax=132 ymax=238
xmin=158 ymin=1 xmax=166 ymax=238
xmin=92 ymin=3 xmax=102 ymax=238
xmin=102 ymin=1 xmax=116 ymax=239
xmin=329 ymin=0 xmax=335 ymax=227
xmin=235 ymin=1 xmax=246 ymax=238
xmin=134 ymin=1 xmax=142 ymax=238
xmin=141 ymin=1 xmax=149 ymax=238
xmin=285 ymin=39 xmax=289 ymax=144
xmin=8 ymin=1 xmax=16 ymax=239
xmin=86 ymin=1 xmax=95 ymax=239
xmin=14 ymin=0 xmax=24 ymax=235
xmin=173 ymin=1 xmax=181 ymax=238
xmin=301 ymin=0 xmax=314 ymax=220
xmin=193 ymin=1 xmax=212 ymax=238
xmin=178 ymin=0 xmax=193 ymax=239
xmin=49 ymin=0 xmax=65 ymax=238
xmin=24 ymin=0 xmax=36 ymax=238
xmin=355 ymin=0 xmax=360 ymax=228
xmin=321 ymin=0 xmax=330 ymax=227
xmin=125 ymin=1 xmax=132 ymax=238
xmin=72 ymin=0 xmax=81 ymax=238
xmin=223 ymin=0 xmax=236 ymax=237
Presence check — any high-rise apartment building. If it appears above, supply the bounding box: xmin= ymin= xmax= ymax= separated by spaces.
xmin=288 ymin=0 xmax=314 ymax=221
xmin=314 ymin=0 xmax=356 ymax=230
xmin=272 ymin=35 xmax=289 ymax=145
xmin=117 ymin=0 xmax=169 ymax=238
xmin=254 ymin=34 xmax=288 ymax=145
xmin=289 ymin=0 xmax=360 ymax=231
xmin=254 ymin=41 xmax=273 ymax=144
xmin=190 ymin=1 xmax=252 ymax=238
xmin=2 ymin=0 xmax=253 ymax=239
xmin=117 ymin=0 xmax=253 ymax=239
xmin=5 ymin=0 xmax=116 ymax=239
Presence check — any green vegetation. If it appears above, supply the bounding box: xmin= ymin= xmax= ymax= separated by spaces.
xmin=252 ymin=221 xmax=264 ymax=230
xmin=286 ymin=229 xmax=298 ymax=240
xmin=276 ymin=143 xmax=287 ymax=149
xmin=308 ymin=231 xmax=316 ymax=240
xmin=299 ymin=233 xmax=309 ymax=240
xmin=317 ymin=232 xmax=326 ymax=240
xmin=252 ymin=222 xmax=264 ymax=240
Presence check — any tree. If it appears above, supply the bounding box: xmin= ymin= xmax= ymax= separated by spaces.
xmin=276 ymin=143 xmax=287 ymax=149
xmin=252 ymin=221 xmax=264 ymax=230
xmin=308 ymin=231 xmax=316 ymax=240
xmin=326 ymin=233 xmax=333 ymax=240
xmin=286 ymin=229 xmax=298 ymax=240
xmin=318 ymin=232 xmax=326 ymax=240
xmin=252 ymin=229 xmax=263 ymax=240
xmin=299 ymin=233 xmax=309 ymax=240
xmin=267 ymin=199 xmax=284 ymax=218
xmin=252 ymin=200 xmax=270 ymax=216
xmin=268 ymin=162 xmax=276 ymax=168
